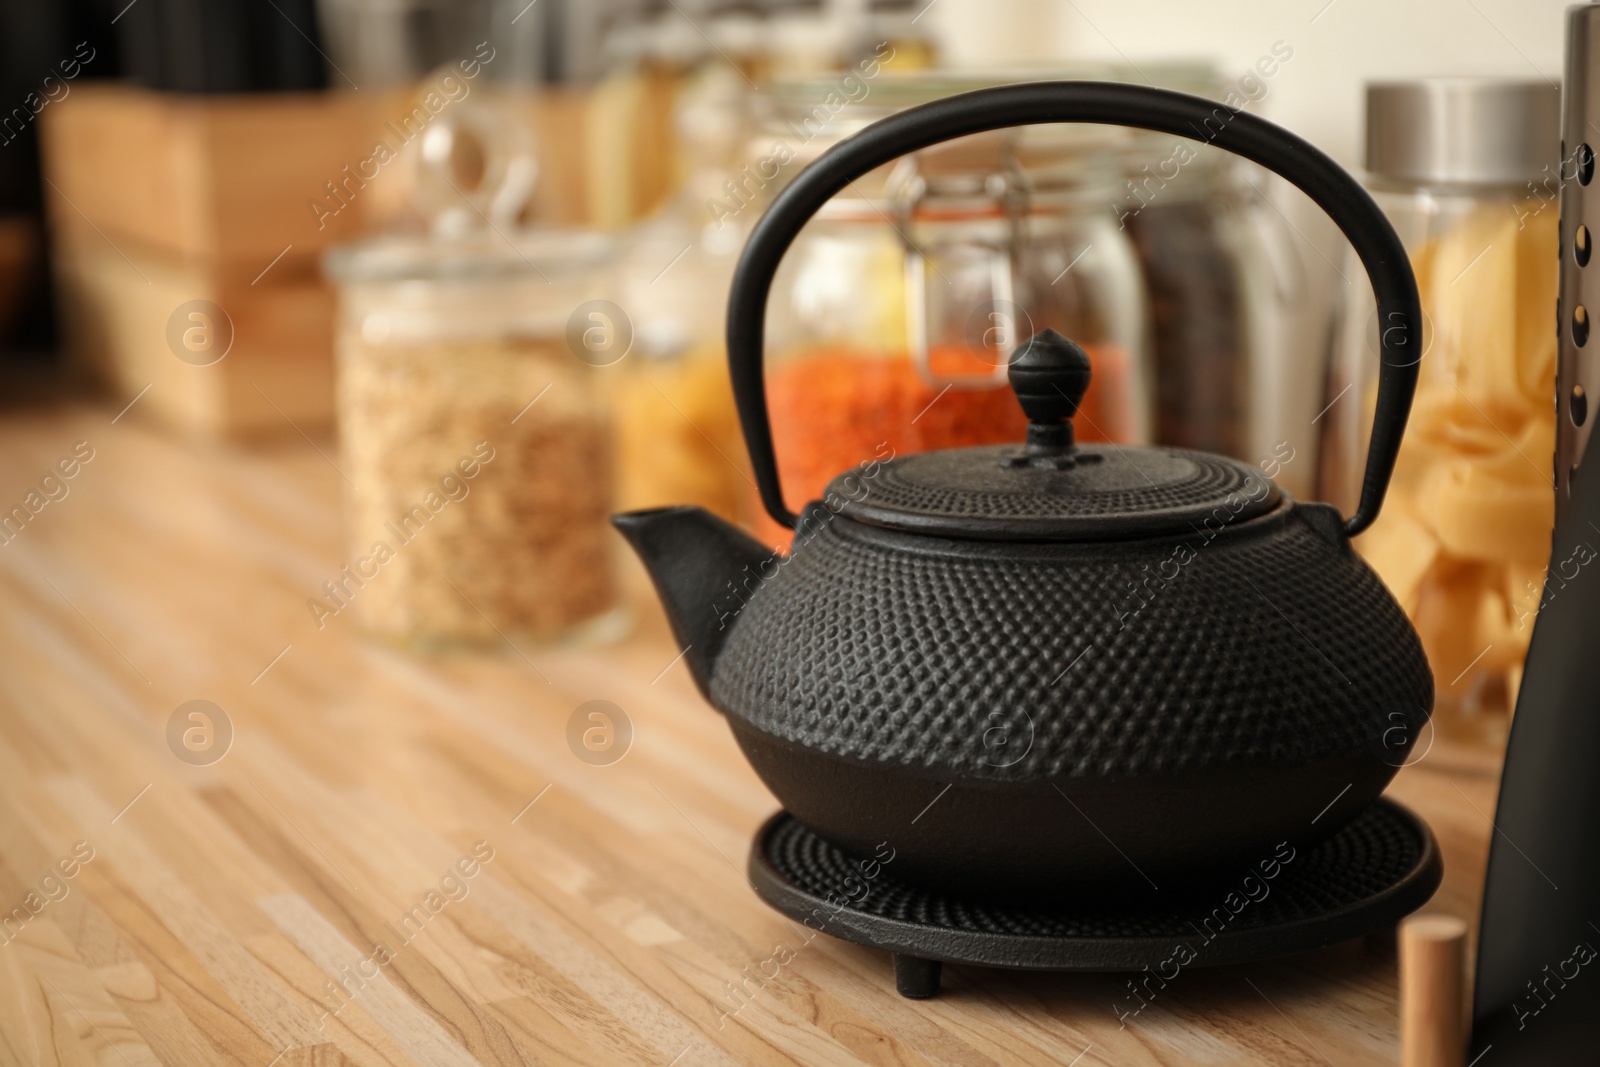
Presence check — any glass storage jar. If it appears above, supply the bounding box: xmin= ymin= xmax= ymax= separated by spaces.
xmin=612 ymin=66 xmax=749 ymax=524
xmin=1114 ymin=62 xmax=1310 ymax=480
xmin=751 ymin=73 xmax=1152 ymax=543
xmin=325 ymin=229 xmax=626 ymax=649
xmin=1322 ymin=79 xmax=1560 ymax=743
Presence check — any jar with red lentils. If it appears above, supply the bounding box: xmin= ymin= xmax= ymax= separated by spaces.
xmin=750 ymin=72 xmax=1152 ymax=545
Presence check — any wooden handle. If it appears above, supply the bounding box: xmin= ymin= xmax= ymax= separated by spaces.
xmin=1400 ymin=914 xmax=1469 ymax=1067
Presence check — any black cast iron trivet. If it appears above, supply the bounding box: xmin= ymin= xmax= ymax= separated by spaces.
xmin=748 ymin=798 xmax=1440 ymax=997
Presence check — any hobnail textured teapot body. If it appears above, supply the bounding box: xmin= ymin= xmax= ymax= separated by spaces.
xmin=710 ymin=497 xmax=1430 ymax=894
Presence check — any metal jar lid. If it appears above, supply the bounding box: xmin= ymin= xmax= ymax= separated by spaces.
xmin=1365 ymin=78 xmax=1560 ymax=187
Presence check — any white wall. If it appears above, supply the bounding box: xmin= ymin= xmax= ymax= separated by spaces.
xmin=928 ymin=0 xmax=1567 ymax=167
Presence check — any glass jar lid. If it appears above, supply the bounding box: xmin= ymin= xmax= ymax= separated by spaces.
xmin=1111 ymin=61 xmax=1240 ymax=192
xmin=761 ymin=66 xmax=1127 ymax=146
xmin=325 ymin=227 xmax=616 ymax=285
xmin=754 ymin=68 xmax=1130 ymax=211
xmin=323 ymin=92 xmax=608 ymax=285
xmin=759 ymin=62 xmax=1231 ymax=164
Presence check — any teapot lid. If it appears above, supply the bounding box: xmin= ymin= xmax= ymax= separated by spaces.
xmin=827 ymin=330 xmax=1281 ymax=541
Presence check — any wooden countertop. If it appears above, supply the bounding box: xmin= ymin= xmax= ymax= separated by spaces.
xmin=0 ymin=404 xmax=1501 ymax=1066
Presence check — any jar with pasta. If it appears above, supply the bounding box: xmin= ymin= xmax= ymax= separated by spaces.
xmin=1322 ymin=79 xmax=1561 ymax=744
xmin=753 ymin=72 xmax=1152 ymax=546
xmin=325 ymin=228 xmax=625 ymax=649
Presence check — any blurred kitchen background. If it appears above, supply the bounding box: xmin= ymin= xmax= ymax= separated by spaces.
xmin=0 ymin=0 xmax=1573 ymax=756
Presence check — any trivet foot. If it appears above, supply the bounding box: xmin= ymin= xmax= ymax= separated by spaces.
xmin=894 ymin=954 xmax=941 ymax=998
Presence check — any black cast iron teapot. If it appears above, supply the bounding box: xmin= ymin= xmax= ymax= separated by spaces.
xmin=615 ymin=82 xmax=1431 ymax=900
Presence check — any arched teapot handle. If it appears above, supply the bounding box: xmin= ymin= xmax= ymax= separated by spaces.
xmin=726 ymin=80 xmax=1421 ymax=538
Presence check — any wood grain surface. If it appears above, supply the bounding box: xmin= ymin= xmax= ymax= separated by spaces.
xmin=0 ymin=403 xmax=1500 ymax=1066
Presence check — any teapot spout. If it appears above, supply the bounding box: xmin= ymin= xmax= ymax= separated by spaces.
xmin=612 ymin=506 xmax=776 ymax=701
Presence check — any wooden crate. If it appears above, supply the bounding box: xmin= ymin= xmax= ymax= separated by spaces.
xmin=40 ymin=84 xmax=375 ymax=268
xmin=39 ymin=85 xmax=379 ymax=436
xmin=53 ymin=238 xmax=335 ymax=437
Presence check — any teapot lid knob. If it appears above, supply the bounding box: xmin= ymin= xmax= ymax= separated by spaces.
xmin=1005 ymin=330 xmax=1094 ymax=466
xmin=1009 ymin=329 xmax=1092 ymax=425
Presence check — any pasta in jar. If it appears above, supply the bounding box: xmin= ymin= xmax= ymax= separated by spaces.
xmin=1323 ymin=80 xmax=1561 ymax=744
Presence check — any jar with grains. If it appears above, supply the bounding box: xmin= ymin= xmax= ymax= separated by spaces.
xmin=1323 ymin=79 xmax=1561 ymax=744
xmin=325 ymin=229 xmax=626 ymax=649
xmin=751 ymin=72 xmax=1152 ymax=546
